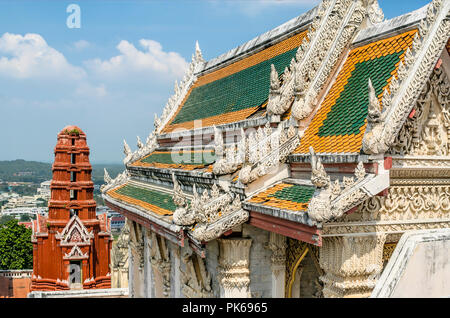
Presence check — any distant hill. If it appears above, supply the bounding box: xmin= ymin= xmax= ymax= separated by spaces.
xmin=0 ymin=159 xmax=124 ymax=185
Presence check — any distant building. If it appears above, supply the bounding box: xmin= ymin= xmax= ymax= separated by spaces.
xmin=37 ymin=181 xmax=51 ymax=200
xmin=1 ymin=207 xmax=47 ymax=220
xmin=110 ymin=216 xmax=125 ymax=232
xmin=31 ymin=126 xmax=112 ymax=291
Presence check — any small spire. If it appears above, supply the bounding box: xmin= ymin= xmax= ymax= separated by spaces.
xmin=104 ymin=168 xmax=112 ymax=184
xmin=123 ymin=139 xmax=131 ymax=156
xmin=194 ymin=40 xmax=204 ymax=63
xmin=137 ymin=136 xmax=143 ymax=149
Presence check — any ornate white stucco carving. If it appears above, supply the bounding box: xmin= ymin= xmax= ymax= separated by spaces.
xmin=122 ymin=130 xmax=159 ymax=166
xmin=212 ymin=127 xmax=245 ymax=175
xmin=319 ymin=234 xmax=386 ymax=298
xmin=267 ymin=0 xmax=366 ymax=123
xmin=323 ymin=180 xmax=450 ymax=238
xmin=217 ymin=238 xmax=252 ymax=297
xmin=101 ymin=169 xmax=130 ymax=193
xmin=389 ymin=67 xmax=450 ymax=156
xmin=267 ymin=0 xmax=332 ymax=117
xmin=365 ymin=0 xmax=384 ymax=24
xmin=180 ymin=251 xmax=213 ymax=298
xmin=308 ymin=151 xmax=376 ymax=224
xmin=154 ymin=41 xmax=205 ymax=133
xmin=64 ymin=245 xmax=89 ymax=260
xmin=56 ymin=215 xmax=94 ymax=246
xmin=111 ymin=222 xmax=130 ymax=273
xmin=363 ymin=0 xmax=450 ymax=154
xmin=149 ymin=231 xmax=171 ymax=297
xmin=266 ymin=232 xmax=287 ymax=277
xmin=170 ymin=175 xmax=247 ymax=242
xmin=310 ymin=147 xmax=330 ymax=188
xmin=128 ymin=220 xmax=144 ymax=269
xmin=238 ymin=123 xmax=299 ymax=184
xmin=172 ymin=173 xmax=195 ymax=226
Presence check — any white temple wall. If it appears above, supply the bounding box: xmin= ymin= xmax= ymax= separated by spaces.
xmin=242 ymin=224 xmax=272 ymax=298
xmin=204 ymin=240 xmax=221 ymax=297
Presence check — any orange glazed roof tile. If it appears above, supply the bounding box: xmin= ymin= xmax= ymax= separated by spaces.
xmin=295 ymin=29 xmax=417 ymax=155
xmin=247 ymin=182 xmax=315 ymax=212
xmin=161 ymin=30 xmax=309 ymax=133
xmin=107 ymin=184 xmax=177 ymax=216
xmin=131 ymin=149 xmax=215 ymax=171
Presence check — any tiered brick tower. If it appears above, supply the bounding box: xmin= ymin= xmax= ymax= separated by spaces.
xmin=31 ymin=126 xmax=112 ymax=291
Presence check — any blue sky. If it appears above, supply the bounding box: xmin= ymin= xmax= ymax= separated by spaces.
xmin=0 ymin=0 xmax=431 ymax=163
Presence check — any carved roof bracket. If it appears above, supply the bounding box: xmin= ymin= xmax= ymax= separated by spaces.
xmin=308 ymin=158 xmax=389 ymax=225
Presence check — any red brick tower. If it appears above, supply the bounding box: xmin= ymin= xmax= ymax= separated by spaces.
xmin=31 ymin=126 xmax=112 ymax=291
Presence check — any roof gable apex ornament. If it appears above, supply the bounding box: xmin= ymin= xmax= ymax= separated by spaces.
xmin=364 ymin=0 xmax=384 ymax=25
xmin=123 ymin=139 xmax=133 ymax=165
xmin=194 ymin=40 xmax=205 ymax=67
xmin=137 ymin=136 xmax=143 ymax=149
xmin=103 ymin=168 xmax=112 ymax=185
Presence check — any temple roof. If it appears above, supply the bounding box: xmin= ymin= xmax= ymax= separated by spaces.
xmin=161 ymin=30 xmax=309 ymax=133
xmin=104 ymin=0 xmax=450 ymax=249
xmin=107 ymin=182 xmax=177 ymax=217
xmin=131 ymin=149 xmax=215 ymax=172
xmin=294 ymin=29 xmax=417 ymax=155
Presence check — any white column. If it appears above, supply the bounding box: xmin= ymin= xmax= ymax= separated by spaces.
xmin=320 ymin=234 xmax=386 ymax=298
xmin=266 ymin=233 xmax=287 ymax=298
xmin=173 ymin=245 xmax=181 ymax=298
xmin=217 ymin=238 xmax=252 ymax=298
xmin=143 ymin=228 xmax=154 ymax=298
xmin=128 ymin=244 xmax=134 ymax=297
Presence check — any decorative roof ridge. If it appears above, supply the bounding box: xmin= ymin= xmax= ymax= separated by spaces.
xmin=267 ymin=0 xmax=368 ymax=123
xmin=127 ymin=164 xmax=215 ymax=180
xmin=155 ymin=145 xmax=215 ymax=152
xmin=353 ymin=3 xmax=428 ymax=46
xmin=288 ymin=153 xmax=370 ymax=164
xmin=199 ymin=6 xmax=318 ymax=76
xmin=362 ymin=0 xmax=450 ymax=155
xmin=157 ymin=115 xmax=268 ymax=140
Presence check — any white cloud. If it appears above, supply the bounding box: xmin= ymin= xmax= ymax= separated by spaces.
xmin=85 ymin=39 xmax=188 ymax=80
xmin=73 ymin=40 xmax=91 ymax=51
xmin=75 ymin=82 xmax=107 ymax=98
xmin=0 ymin=33 xmax=86 ymax=79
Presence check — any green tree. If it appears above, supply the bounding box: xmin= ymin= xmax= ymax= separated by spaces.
xmin=0 ymin=219 xmax=33 ymax=269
